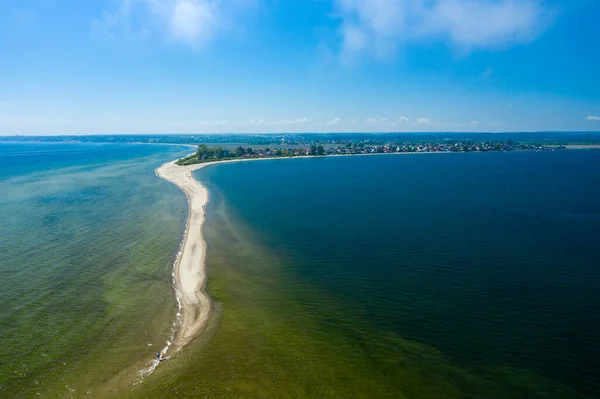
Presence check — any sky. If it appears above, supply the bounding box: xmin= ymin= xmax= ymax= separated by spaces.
xmin=0 ymin=0 xmax=599 ymax=135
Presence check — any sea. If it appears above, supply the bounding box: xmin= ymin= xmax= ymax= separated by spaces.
xmin=1 ymin=143 xmax=599 ymax=398
xmin=0 ymin=142 xmax=190 ymax=396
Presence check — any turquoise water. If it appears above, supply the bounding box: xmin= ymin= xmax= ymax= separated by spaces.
xmin=0 ymin=143 xmax=190 ymax=396
xmin=176 ymin=152 xmax=599 ymax=398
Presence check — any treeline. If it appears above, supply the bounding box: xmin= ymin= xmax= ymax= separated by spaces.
xmin=176 ymin=144 xmax=326 ymax=165
xmin=177 ymin=145 xmax=229 ymax=165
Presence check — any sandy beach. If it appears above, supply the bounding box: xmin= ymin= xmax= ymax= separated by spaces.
xmin=156 ymin=157 xmax=281 ymax=352
xmin=156 ymin=161 xmax=214 ymax=351
xmin=156 ymin=156 xmax=293 ymax=352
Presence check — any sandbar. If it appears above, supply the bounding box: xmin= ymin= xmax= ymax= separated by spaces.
xmin=156 ymin=161 xmax=214 ymax=351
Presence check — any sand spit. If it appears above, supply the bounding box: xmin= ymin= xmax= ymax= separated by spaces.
xmin=156 ymin=161 xmax=214 ymax=352
xmin=155 ymin=156 xmax=309 ymax=355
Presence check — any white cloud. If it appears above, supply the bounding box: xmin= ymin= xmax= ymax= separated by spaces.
xmin=336 ymin=0 xmax=551 ymax=60
xmin=399 ymin=116 xmax=410 ymax=122
xmin=364 ymin=117 xmax=397 ymax=127
xmin=366 ymin=117 xmax=391 ymax=124
xmin=248 ymin=118 xmax=309 ymax=125
xmin=587 ymin=116 xmax=600 ymax=121
xmin=273 ymin=118 xmax=309 ymax=125
xmin=95 ymin=0 xmax=256 ymax=47
xmin=326 ymin=117 xmax=342 ymax=125
xmin=416 ymin=117 xmax=432 ymax=125
xmin=170 ymin=0 xmax=217 ymax=45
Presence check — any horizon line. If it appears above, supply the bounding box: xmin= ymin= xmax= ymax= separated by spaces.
xmin=2 ymin=131 xmax=600 ymax=137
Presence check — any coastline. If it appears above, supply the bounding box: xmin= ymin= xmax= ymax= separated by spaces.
xmin=155 ymin=146 xmax=600 ymax=354
xmin=155 ymin=161 xmax=214 ymax=353
xmin=154 ymin=156 xmax=300 ymax=355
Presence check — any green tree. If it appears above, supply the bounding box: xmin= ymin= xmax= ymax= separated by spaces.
xmin=309 ymin=145 xmax=317 ymax=156
xmin=316 ymin=145 xmax=325 ymax=155
xmin=235 ymin=146 xmax=244 ymax=157
xmin=247 ymin=147 xmax=254 ymax=155
xmin=197 ymin=144 xmax=209 ymax=160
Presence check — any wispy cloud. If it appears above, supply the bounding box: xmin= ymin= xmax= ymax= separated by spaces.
xmin=336 ymin=0 xmax=552 ymax=60
xmin=168 ymin=120 xmax=188 ymax=127
xmin=325 ymin=117 xmax=342 ymax=125
xmin=94 ymin=0 xmax=256 ymax=47
xmin=587 ymin=116 xmax=600 ymax=121
xmin=413 ymin=118 xmax=491 ymax=129
xmin=198 ymin=120 xmax=228 ymax=126
xmin=399 ymin=116 xmax=410 ymax=122
xmin=249 ymin=118 xmax=309 ymax=125
xmin=482 ymin=67 xmax=494 ymax=79
xmin=366 ymin=117 xmax=391 ymax=124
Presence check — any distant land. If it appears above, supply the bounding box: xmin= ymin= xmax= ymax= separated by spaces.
xmin=1 ymin=132 xmax=600 ymax=147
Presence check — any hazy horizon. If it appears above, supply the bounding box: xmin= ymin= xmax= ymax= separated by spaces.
xmin=2 ymin=131 xmax=600 ymax=138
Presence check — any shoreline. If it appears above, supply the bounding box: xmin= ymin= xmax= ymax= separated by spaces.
xmin=155 ymin=146 xmax=600 ymax=355
xmin=154 ymin=156 xmax=303 ymax=356
xmin=155 ymin=161 xmax=215 ymax=354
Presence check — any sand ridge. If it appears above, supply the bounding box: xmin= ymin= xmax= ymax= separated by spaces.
xmin=156 ymin=161 xmax=214 ymax=351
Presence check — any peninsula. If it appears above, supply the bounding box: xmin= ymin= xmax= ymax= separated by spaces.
xmin=176 ymin=139 xmax=569 ymax=166
xmin=157 ymin=134 xmax=596 ymax=352
xmin=155 ymin=161 xmax=214 ymax=351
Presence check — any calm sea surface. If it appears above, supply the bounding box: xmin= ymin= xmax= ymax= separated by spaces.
xmin=2 ymin=145 xmax=599 ymax=398
xmin=0 ymin=142 xmax=189 ymax=397
xmin=137 ymin=151 xmax=600 ymax=399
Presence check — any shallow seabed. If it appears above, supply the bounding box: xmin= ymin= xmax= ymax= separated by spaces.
xmin=0 ymin=143 xmax=190 ymax=397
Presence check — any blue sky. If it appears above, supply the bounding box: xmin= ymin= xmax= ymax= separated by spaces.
xmin=1 ymin=0 xmax=599 ymax=135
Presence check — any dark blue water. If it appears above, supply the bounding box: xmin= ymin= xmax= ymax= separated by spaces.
xmin=202 ymin=152 xmax=600 ymax=397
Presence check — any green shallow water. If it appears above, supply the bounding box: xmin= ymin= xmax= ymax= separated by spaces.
xmin=0 ymin=143 xmax=190 ymax=397
xmin=131 ymin=153 xmax=599 ymax=398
